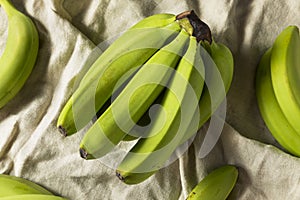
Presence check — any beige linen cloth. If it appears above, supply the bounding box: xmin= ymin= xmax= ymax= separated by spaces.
xmin=0 ymin=0 xmax=300 ymax=199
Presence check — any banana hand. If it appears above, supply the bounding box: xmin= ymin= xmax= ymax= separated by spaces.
xmin=269 ymin=26 xmax=300 ymax=134
xmin=256 ymin=48 xmax=300 ymax=156
xmin=0 ymin=0 xmax=39 ymax=109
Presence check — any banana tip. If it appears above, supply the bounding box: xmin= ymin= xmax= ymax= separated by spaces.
xmin=79 ymin=148 xmax=88 ymax=159
xmin=58 ymin=125 xmax=67 ymax=137
xmin=116 ymin=170 xmax=125 ymax=182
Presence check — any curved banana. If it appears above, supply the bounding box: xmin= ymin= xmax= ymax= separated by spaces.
xmin=0 ymin=0 xmax=39 ymax=109
xmin=113 ymin=39 xmax=233 ymax=185
xmin=256 ymin=48 xmax=300 ymax=156
xmin=115 ymin=39 xmax=234 ymax=185
xmin=0 ymin=174 xmax=52 ymax=197
xmin=186 ymin=165 xmax=238 ymax=200
xmin=0 ymin=194 xmax=66 ymax=200
xmin=116 ymin=36 xmax=205 ymax=184
xmin=122 ymin=91 xmax=165 ymax=141
xmin=79 ymin=29 xmax=190 ymax=159
xmin=130 ymin=13 xmax=177 ymax=29
xmin=270 ymin=26 xmax=300 ymax=133
xmin=57 ymin=14 xmax=181 ymax=136
xmin=180 ymin=40 xmax=234 ymax=144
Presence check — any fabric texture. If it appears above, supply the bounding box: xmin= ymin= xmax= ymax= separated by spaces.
xmin=0 ymin=0 xmax=300 ymax=199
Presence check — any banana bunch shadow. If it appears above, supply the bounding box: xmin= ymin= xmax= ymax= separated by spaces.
xmin=57 ymin=10 xmax=234 ymax=185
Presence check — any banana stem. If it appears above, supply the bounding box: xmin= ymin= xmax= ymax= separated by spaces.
xmin=176 ymin=10 xmax=212 ymax=43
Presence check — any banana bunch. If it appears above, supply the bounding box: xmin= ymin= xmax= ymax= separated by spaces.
xmin=256 ymin=26 xmax=300 ymax=157
xmin=57 ymin=10 xmax=234 ymax=184
xmin=0 ymin=174 xmax=67 ymax=199
xmin=0 ymin=0 xmax=39 ymax=109
xmin=186 ymin=165 xmax=238 ymax=200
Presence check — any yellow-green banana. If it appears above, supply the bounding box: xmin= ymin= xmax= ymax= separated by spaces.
xmin=122 ymin=90 xmax=165 ymax=141
xmin=116 ymin=36 xmax=205 ymax=184
xmin=115 ymin=40 xmax=234 ymax=185
xmin=79 ymin=29 xmax=190 ymax=159
xmin=0 ymin=194 xmax=67 ymax=200
xmin=0 ymin=0 xmax=39 ymax=109
xmin=270 ymin=26 xmax=300 ymax=134
xmin=130 ymin=13 xmax=178 ymax=29
xmin=198 ymin=41 xmax=233 ymax=126
xmin=179 ymin=40 xmax=234 ymax=145
xmin=256 ymin=48 xmax=300 ymax=156
xmin=186 ymin=165 xmax=238 ymax=200
xmin=0 ymin=174 xmax=52 ymax=197
xmin=57 ymin=14 xmax=181 ymax=136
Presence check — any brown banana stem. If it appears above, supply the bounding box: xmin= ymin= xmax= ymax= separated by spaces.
xmin=176 ymin=10 xmax=212 ymax=43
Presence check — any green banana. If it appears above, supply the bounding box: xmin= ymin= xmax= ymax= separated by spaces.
xmin=116 ymin=36 xmax=205 ymax=184
xmin=186 ymin=165 xmax=238 ymax=200
xmin=122 ymin=90 xmax=166 ymax=141
xmin=197 ymin=41 xmax=234 ymax=127
xmin=115 ymin=39 xmax=234 ymax=185
xmin=270 ymin=26 xmax=300 ymax=133
xmin=0 ymin=174 xmax=52 ymax=197
xmin=57 ymin=14 xmax=181 ymax=136
xmin=130 ymin=13 xmax=178 ymax=29
xmin=79 ymin=29 xmax=190 ymax=159
xmin=0 ymin=0 xmax=39 ymax=109
xmin=179 ymin=40 xmax=234 ymax=145
xmin=286 ymin=27 xmax=300 ymax=107
xmin=256 ymin=48 xmax=300 ymax=156
xmin=0 ymin=194 xmax=67 ymax=200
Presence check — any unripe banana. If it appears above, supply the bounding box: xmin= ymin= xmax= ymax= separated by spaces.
xmin=0 ymin=194 xmax=67 ymax=200
xmin=79 ymin=29 xmax=190 ymax=159
xmin=269 ymin=26 xmax=300 ymax=134
xmin=116 ymin=36 xmax=205 ymax=184
xmin=57 ymin=14 xmax=181 ymax=136
xmin=186 ymin=165 xmax=238 ymax=200
xmin=130 ymin=13 xmax=178 ymax=29
xmin=0 ymin=0 xmax=39 ymax=109
xmin=256 ymin=48 xmax=300 ymax=156
xmin=0 ymin=174 xmax=52 ymax=197
xmin=198 ymin=41 xmax=233 ymax=124
xmin=180 ymin=40 xmax=234 ymax=145
xmin=122 ymin=91 xmax=165 ymax=141
xmin=115 ymin=39 xmax=234 ymax=185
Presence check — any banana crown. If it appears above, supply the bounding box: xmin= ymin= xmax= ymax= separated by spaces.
xmin=176 ymin=10 xmax=212 ymax=43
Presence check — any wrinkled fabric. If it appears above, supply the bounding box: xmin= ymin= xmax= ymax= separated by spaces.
xmin=0 ymin=0 xmax=300 ymax=199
